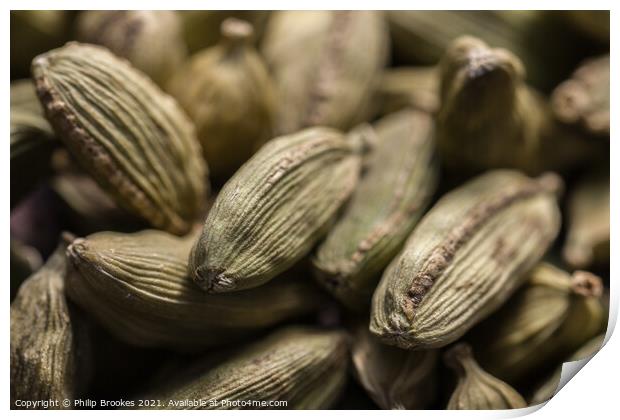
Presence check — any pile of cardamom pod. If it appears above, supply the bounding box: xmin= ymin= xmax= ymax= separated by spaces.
xmin=10 ymin=10 xmax=609 ymax=410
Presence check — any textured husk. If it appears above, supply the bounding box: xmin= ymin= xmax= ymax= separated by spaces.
xmin=352 ymin=325 xmax=438 ymax=409
xmin=65 ymin=229 xmax=321 ymax=352
xmin=436 ymin=36 xmax=592 ymax=175
xmin=168 ymin=18 xmax=276 ymax=180
xmin=313 ymin=110 xmax=438 ymax=308
xmin=11 ymin=242 xmax=93 ymax=408
xmin=10 ymin=79 xmax=57 ymax=208
xmin=144 ymin=327 xmax=349 ymax=409
xmin=32 ymin=42 xmax=208 ymax=235
xmin=75 ymin=11 xmax=186 ymax=86
xmin=552 ymin=55 xmax=610 ymax=137
xmin=563 ymin=171 xmax=609 ymax=268
xmin=10 ymin=240 xmax=42 ymax=301
xmin=374 ymin=66 xmax=439 ymax=116
xmin=370 ymin=170 xmax=562 ymax=350
xmin=445 ymin=343 xmax=526 ymax=410
xmin=262 ymin=11 xmax=389 ymax=135
xmin=189 ymin=127 xmax=363 ymax=293
xmin=529 ymin=333 xmax=605 ymax=404
xmin=470 ymin=263 xmax=605 ymax=386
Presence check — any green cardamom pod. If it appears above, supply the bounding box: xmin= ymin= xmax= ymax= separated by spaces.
xmin=262 ymin=11 xmax=389 ymax=134
xmin=313 ymin=110 xmax=438 ymax=308
xmin=189 ymin=127 xmax=363 ymax=293
xmin=10 ymin=239 xmax=42 ymax=301
xmin=563 ymin=171 xmax=609 ymax=268
xmin=352 ymin=324 xmax=438 ymax=409
xmin=370 ymin=170 xmax=562 ymax=350
xmin=10 ymin=79 xmax=57 ymax=208
xmin=75 ymin=11 xmax=187 ymax=86
xmin=168 ymin=18 xmax=276 ymax=180
xmin=445 ymin=343 xmax=527 ymax=410
xmin=11 ymin=240 xmax=93 ymax=409
xmin=32 ymin=42 xmax=208 ymax=235
xmin=469 ymin=263 xmax=605 ymax=386
xmin=375 ymin=66 xmax=439 ymax=116
xmin=65 ymin=229 xmax=320 ymax=352
xmin=144 ymin=327 xmax=348 ymax=409
xmin=437 ymin=36 xmax=591 ymax=175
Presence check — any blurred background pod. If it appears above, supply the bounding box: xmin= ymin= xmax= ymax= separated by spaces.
xmin=560 ymin=11 xmax=610 ymax=44
xmin=10 ymin=239 xmax=43 ymax=302
xmin=373 ymin=66 xmax=439 ymax=117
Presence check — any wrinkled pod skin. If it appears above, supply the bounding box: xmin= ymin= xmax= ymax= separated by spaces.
xmin=32 ymin=42 xmax=208 ymax=236
xmin=189 ymin=127 xmax=364 ymax=293
xmin=370 ymin=170 xmax=562 ymax=350
xmin=444 ymin=343 xmax=526 ymax=410
xmin=143 ymin=327 xmax=349 ymax=409
xmin=65 ymin=229 xmax=321 ymax=352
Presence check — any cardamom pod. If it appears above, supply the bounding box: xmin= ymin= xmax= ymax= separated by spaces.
xmin=11 ymin=240 xmax=92 ymax=408
xmin=190 ymin=127 xmax=363 ymax=293
xmin=437 ymin=36 xmax=591 ymax=175
xmin=313 ymin=110 xmax=438 ymax=308
xmin=563 ymin=171 xmax=609 ymax=268
xmin=262 ymin=11 xmax=389 ymax=134
xmin=529 ymin=333 xmax=605 ymax=404
xmin=168 ymin=18 xmax=276 ymax=180
xmin=370 ymin=170 xmax=562 ymax=350
xmin=32 ymin=42 xmax=208 ymax=235
xmin=375 ymin=66 xmax=439 ymax=116
xmin=10 ymin=79 xmax=57 ymax=208
xmin=65 ymin=229 xmax=320 ymax=352
xmin=145 ymin=327 xmax=348 ymax=409
xmin=10 ymin=239 xmax=42 ymax=301
xmin=445 ymin=343 xmax=527 ymax=410
xmin=469 ymin=263 xmax=605 ymax=386
xmin=75 ymin=11 xmax=187 ymax=86
xmin=552 ymin=55 xmax=610 ymax=137
xmin=352 ymin=324 xmax=438 ymax=409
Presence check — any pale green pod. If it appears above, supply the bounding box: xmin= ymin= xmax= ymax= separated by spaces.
xmin=313 ymin=110 xmax=438 ymax=308
xmin=375 ymin=66 xmax=439 ymax=116
xmin=32 ymin=42 xmax=208 ymax=235
xmin=189 ymin=127 xmax=363 ymax=293
xmin=65 ymin=229 xmax=320 ymax=352
xmin=76 ymin=11 xmax=187 ymax=86
xmin=146 ymin=327 xmax=348 ymax=409
xmin=445 ymin=343 xmax=526 ymax=410
xmin=470 ymin=263 xmax=605 ymax=386
xmin=262 ymin=11 xmax=389 ymax=135
xmin=352 ymin=325 xmax=438 ymax=409
xmin=370 ymin=170 xmax=562 ymax=350
xmin=11 ymin=242 xmax=92 ymax=408
xmin=168 ymin=18 xmax=276 ymax=180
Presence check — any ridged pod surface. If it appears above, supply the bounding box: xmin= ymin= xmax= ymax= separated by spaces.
xmin=445 ymin=343 xmax=526 ymax=410
xmin=146 ymin=327 xmax=348 ymax=409
xmin=11 ymin=243 xmax=92 ymax=408
xmin=190 ymin=127 xmax=363 ymax=293
xmin=262 ymin=11 xmax=389 ymax=134
xmin=32 ymin=42 xmax=208 ymax=235
xmin=370 ymin=170 xmax=562 ymax=349
xmin=65 ymin=230 xmax=320 ymax=352
xmin=313 ymin=110 xmax=438 ymax=308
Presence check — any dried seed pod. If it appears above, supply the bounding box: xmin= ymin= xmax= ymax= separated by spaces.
xmin=352 ymin=324 xmax=438 ymax=409
xmin=370 ymin=170 xmax=562 ymax=350
xmin=563 ymin=171 xmax=609 ymax=268
xmin=65 ymin=229 xmax=320 ymax=352
xmin=11 ymin=241 xmax=92 ymax=408
xmin=10 ymin=239 xmax=42 ymax=301
xmin=470 ymin=263 xmax=605 ymax=386
xmin=75 ymin=11 xmax=186 ymax=86
xmin=145 ymin=327 xmax=348 ymax=409
xmin=262 ymin=11 xmax=389 ymax=134
xmin=437 ymin=36 xmax=591 ymax=175
xmin=32 ymin=42 xmax=208 ymax=235
xmin=313 ymin=110 xmax=438 ymax=308
xmin=445 ymin=343 xmax=526 ymax=410
xmin=375 ymin=66 xmax=439 ymax=116
xmin=190 ymin=127 xmax=363 ymax=293
xmin=10 ymin=79 xmax=57 ymax=208
xmin=530 ymin=333 xmax=605 ymax=404
xmin=552 ymin=55 xmax=610 ymax=137
xmin=168 ymin=18 xmax=276 ymax=180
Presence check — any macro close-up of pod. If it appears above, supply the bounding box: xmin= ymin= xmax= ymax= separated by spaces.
xmin=374 ymin=66 xmax=439 ymax=116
